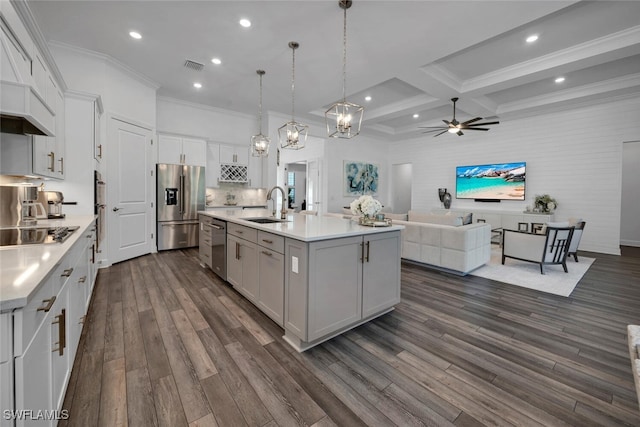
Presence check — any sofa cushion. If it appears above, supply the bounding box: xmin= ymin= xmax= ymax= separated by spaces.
xmin=408 ymin=210 xmax=463 ymax=226
xmin=462 ymin=212 xmax=473 ymax=225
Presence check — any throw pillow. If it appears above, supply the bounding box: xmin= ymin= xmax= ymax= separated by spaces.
xmin=541 ymin=221 xmax=569 ymax=234
xmin=462 ymin=213 xmax=473 ymax=225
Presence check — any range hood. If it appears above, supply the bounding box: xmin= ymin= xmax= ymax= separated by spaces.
xmin=1 ymin=19 xmax=54 ymax=136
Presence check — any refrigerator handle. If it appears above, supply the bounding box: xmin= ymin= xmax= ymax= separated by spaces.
xmin=179 ymin=174 xmax=185 ymax=214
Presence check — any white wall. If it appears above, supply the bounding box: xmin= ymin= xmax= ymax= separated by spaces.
xmin=621 ymin=141 xmax=640 ymax=247
xmin=388 ymin=97 xmax=640 ymax=255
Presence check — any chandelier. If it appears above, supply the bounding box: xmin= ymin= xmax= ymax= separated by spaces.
xmin=325 ymin=0 xmax=363 ymax=139
xmin=279 ymin=41 xmax=308 ymax=150
xmin=250 ymin=70 xmax=270 ymax=157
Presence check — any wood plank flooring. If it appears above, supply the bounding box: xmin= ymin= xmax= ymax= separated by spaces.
xmin=59 ymin=247 xmax=640 ymax=426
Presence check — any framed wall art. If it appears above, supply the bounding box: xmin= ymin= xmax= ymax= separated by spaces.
xmin=344 ymin=160 xmax=379 ymax=196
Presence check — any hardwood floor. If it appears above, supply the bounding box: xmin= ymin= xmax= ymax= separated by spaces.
xmin=59 ymin=248 xmax=640 ymax=426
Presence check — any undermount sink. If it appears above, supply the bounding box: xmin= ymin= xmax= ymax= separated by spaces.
xmin=244 ymin=217 xmax=288 ymax=224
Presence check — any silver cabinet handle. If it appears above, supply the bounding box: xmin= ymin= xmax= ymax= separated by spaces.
xmin=47 ymin=151 xmax=55 ymax=171
xmin=113 ymin=207 xmax=121 ymax=212
xmin=58 ymin=157 xmax=64 ymax=174
xmin=261 ymin=250 xmax=273 ymax=257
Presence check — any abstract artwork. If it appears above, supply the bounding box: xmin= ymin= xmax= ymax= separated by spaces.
xmin=344 ymin=161 xmax=379 ymax=196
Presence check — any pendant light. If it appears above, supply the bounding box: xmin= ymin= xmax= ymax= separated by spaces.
xmin=325 ymin=0 xmax=363 ymax=139
xmin=250 ymin=70 xmax=270 ymax=157
xmin=279 ymin=41 xmax=308 ymax=150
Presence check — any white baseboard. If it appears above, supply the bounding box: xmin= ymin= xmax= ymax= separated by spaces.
xmin=620 ymin=240 xmax=640 ymax=247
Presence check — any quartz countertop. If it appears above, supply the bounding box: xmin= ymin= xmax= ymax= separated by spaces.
xmin=198 ymin=209 xmax=403 ymax=242
xmin=205 ymin=204 xmax=268 ymax=209
xmin=0 ymin=215 xmax=96 ymax=311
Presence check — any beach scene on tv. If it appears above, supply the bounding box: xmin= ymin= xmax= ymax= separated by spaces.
xmin=456 ymin=162 xmax=526 ymax=200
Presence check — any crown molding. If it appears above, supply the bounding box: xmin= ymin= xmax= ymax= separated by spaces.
xmin=48 ymin=40 xmax=160 ymax=90
xmin=462 ymin=25 xmax=640 ymax=93
xmin=11 ymin=0 xmax=67 ymax=91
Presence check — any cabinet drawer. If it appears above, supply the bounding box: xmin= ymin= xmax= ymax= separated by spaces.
xmin=199 ymin=231 xmax=212 ymax=247
xmin=228 ymin=223 xmax=257 ymax=242
xmin=257 ymin=231 xmax=284 ymax=254
xmin=13 ymin=274 xmax=56 ymax=356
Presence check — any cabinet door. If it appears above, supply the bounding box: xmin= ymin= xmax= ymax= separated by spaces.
xmin=235 ymin=146 xmax=249 ymax=165
xmin=219 ymin=144 xmax=236 ymax=164
xmin=94 ymin=99 xmax=103 ymax=162
xmin=15 ymin=312 xmax=54 ymax=427
xmin=50 ymin=286 xmax=70 ymax=414
xmin=258 ymin=249 xmax=284 ymax=326
xmin=0 ymin=313 xmax=12 ymax=427
xmin=182 ymin=138 xmax=207 ymax=167
xmin=308 ymin=236 xmax=362 ymax=341
xmin=248 ymin=153 xmax=262 ymax=188
xmin=158 ymin=134 xmax=183 ymax=165
xmin=206 ymin=142 xmax=220 ymax=187
xmin=240 ymin=241 xmax=259 ymax=303
xmin=226 ymin=235 xmax=243 ymax=288
xmin=362 ymin=231 xmax=401 ymax=318
xmin=68 ymin=248 xmax=89 ymax=361
xmin=54 ymin=88 xmax=65 ymax=178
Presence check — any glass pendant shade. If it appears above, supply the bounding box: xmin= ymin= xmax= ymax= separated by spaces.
xmin=280 ymin=42 xmax=308 ymax=150
xmin=251 ymin=70 xmax=270 ymax=157
xmin=325 ymin=0 xmax=363 ymax=139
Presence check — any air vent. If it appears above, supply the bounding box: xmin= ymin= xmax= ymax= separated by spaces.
xmin=184 ymin=60 xmax=204 ymax=71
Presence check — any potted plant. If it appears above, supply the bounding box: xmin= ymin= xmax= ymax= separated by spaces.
xmin=534 ymin=194 xmax=557 ymax=213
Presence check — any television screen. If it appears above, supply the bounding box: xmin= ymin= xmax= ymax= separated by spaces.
xmin=456 ymin=162 xmax=526 ymax=200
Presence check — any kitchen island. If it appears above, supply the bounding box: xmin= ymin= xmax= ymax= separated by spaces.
xmin=199 ymin=209 xmax=403 ymax=351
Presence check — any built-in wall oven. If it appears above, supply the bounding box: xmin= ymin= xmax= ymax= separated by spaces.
xmin=94 ymin=170 xmax=106 ymax=253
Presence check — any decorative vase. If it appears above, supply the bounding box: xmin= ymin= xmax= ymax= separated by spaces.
xmin=443 ymin=192 xmax=452 ymax=209
xmin=438 ymin=188 xmax=447 ymax=202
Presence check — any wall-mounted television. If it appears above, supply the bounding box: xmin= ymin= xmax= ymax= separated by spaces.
xmin=456 ymin=162 xmax=526 ymax=201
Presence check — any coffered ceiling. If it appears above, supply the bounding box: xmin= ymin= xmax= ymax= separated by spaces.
xmin=27 ymin=1 xmax=640 ymax=140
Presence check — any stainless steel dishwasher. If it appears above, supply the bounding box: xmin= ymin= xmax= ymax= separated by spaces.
xmin=207 ymin=218 xmax=227 ymax=281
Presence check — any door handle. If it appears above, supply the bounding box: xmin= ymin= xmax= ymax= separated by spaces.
xmin=47 ymin=151 xmax=55 ymax=171
xmin=52 ymin=309 xmax=66 ymax=356
xmin=236 ymin=241 xmax=240 ymax=260
xmin=113 ymin=207 xmax=121 ymax=212
xmin=365 ymin=241 xmax=370 ymax=263
xmin=58 ymin=157 xmax=64 ymax=174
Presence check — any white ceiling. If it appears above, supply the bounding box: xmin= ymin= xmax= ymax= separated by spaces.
xmin=27 ymin=0 xmax=640 ymax=140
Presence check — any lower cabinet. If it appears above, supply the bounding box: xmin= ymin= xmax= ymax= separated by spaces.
xmin=226 ymin=225 xmax=285 ymax=326
xmin=227 ymin=234 xmax=259 ymax=303
xmin=3 ymin=220 xmax=97 ymax=427
xmin=285 ymin=230 xmax=401 ymax=347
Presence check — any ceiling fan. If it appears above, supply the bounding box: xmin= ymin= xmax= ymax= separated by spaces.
xmin=419 ymin=97 xmax=499 ymax=137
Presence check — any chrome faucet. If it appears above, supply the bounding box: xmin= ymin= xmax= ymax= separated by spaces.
xmin=266 ymin=186 xmax=287 ymax=219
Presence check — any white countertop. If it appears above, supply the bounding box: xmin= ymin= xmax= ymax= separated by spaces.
xmin=0 ymin=215 xmax=96 ymax=311
xmin=198 ymin=209 xmax=403 ymax=242
xmin=206 ymin=204 xmax=267 ymax=209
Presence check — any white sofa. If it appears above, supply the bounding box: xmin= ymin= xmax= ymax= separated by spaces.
xmin=327 ymin=210 xmax=491 ymax=275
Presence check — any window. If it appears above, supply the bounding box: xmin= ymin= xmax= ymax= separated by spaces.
xmin=287 ymin=172 xmax=295 ymax=186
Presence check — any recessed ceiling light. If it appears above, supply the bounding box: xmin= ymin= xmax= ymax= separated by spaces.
xmin=555 ymin=77 xmax=565 ymax=83
xmin=364 ymin=96 xmax=372 ymax=102
xmin=129 ymin=31 xmax=142 ymax=40
xmin=526 ymin=34 xmax=538 ymax=43
xmin=239 ymin=18 xmax=251 ymax=28
xmin=193 ymin=82 xmax=202 ymax=89
xmin=413 ymin=114 xmax=419 ymax=119
xmin=211 ymin=57 xmax=222 ymax=65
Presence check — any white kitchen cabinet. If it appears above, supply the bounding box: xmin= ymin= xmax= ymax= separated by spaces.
xmin=219 ymin=144 xmax=249 ymax=165
xmin=248 ymin=154 xmax=263 ymax=188
xmin=93 ymin=96 xmax=104 ymax=162
xmin=206 ymin=142 xmax=220 ymax=187
xmin=32 ymin=85 xmax=65 ymax=179
xmin=8 ymin=221 xmax=97 ymax=426
xmin=226 ymin=223 xmax=259 ymax=302
xmin=285 ymin=230 xmax=401 ymax=346
xmin=158 ymin=134 xmax=206 ymax=166
xmin=256 ymin=231 xmax=285 ymax=325
xmin=0 ymin=313 xmax=13 ymax=427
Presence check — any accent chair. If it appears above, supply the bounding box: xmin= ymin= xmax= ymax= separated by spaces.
xmin=502 ymin=226 xmax=575 ymax=274
xmin=567 ymin=220 xmax=586 ymax=262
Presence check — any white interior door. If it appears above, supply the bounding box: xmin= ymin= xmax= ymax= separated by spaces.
xmin=306 ymin=159 xmax=323 ymax=213
xmin=108 ymin=117 xmax=153 ymax=264
xmin=391 ymin=163 xmax=412 ymax=213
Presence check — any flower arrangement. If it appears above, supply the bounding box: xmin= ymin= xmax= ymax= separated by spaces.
xmin=534 ymin=194 xmax=557 ymax=213
xmin=350 ymin=195 xmax=382 ymax=217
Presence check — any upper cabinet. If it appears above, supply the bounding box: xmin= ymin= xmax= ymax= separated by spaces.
xmin=93 ymin=97 xmax=104 ymax=162
xmin=158 ymin=134 xmax=206 ymax=167
xmin=219 ymin=144 xmax=249 ymax=165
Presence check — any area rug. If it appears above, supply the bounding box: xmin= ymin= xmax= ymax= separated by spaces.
xmin=470 ymin=248 xmax=595 ymax=297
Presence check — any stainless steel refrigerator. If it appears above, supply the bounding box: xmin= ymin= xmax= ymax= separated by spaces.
xmin=156 ymin=164 xmax=205 ymax=250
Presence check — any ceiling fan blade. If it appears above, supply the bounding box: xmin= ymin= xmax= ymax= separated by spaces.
xmin=421 ymin=129 xmax=446 ymax=134
xmin=442 ymin=119 xmax=452 ymax=125
xmin=461 ymin=117 xmax=483 ymax=125
xmin=466 ymin=127 xmax=490 ymax=131
xmin=456 ymin=130 xmax=464 ymax=136
xmin=433 ymin=130 xmax=449 ymax=137
xmin=418 ymin=126 xmax=448 ymax=129
xmin=466 ymin=121 xmax=499 ymax=127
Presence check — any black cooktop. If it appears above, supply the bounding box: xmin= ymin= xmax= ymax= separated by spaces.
xmin=0 ymin=226 xmax=79 ymax=247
